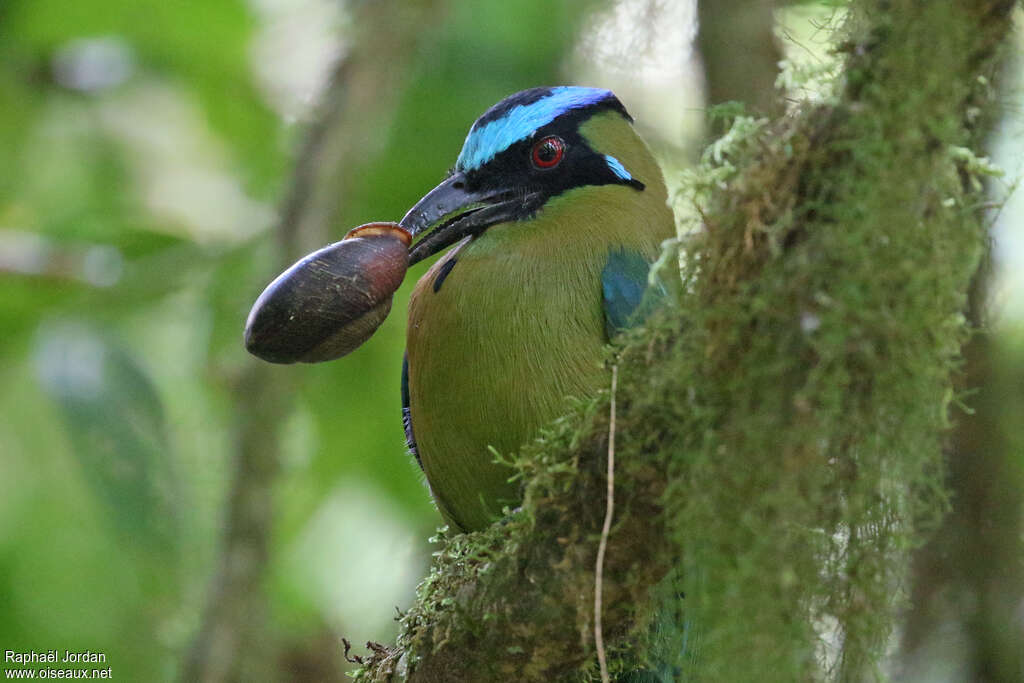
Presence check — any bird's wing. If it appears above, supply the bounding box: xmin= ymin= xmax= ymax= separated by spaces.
xmin=401 ymin=351 xmax=421 ymax=467
xmin=601 ymin=248 xmax=656 ymax=340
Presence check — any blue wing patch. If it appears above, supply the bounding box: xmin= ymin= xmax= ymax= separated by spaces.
xmin=602 ymin=249 xmax=654 ymax=339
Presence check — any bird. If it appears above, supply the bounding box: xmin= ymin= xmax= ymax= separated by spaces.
xmin=242 ymin=85 xmax=683 ymax=678
xmin=398 ymin=86 xmax=675 ymax=532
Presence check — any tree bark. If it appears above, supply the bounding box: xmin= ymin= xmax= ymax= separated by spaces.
xmin=698 ymin=0 xmax=783 ymax=119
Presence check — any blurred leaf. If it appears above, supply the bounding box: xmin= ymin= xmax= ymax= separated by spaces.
xmin=33 ymin=320 xmax=182 ymax=553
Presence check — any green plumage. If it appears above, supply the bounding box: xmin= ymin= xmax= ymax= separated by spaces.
xmin=406 ymin=111 xmax=674 ymax=531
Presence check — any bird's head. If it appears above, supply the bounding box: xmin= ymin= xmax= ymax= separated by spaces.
xmin=401 ymin=86 xmax=660 ymax=264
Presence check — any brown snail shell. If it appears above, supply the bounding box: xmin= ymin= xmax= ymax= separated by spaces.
xmin=244 ymin=222 xmax=411 ymax=363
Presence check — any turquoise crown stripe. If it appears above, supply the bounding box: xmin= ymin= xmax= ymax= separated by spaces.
xmin=604 ymin=154 xmax=633 ymax=181
xmin=456 ymin=87 xmax=613 ymax=172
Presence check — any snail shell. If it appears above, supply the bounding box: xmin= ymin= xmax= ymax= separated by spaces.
xmin=244 ymin=222 xmax=411 ymax=363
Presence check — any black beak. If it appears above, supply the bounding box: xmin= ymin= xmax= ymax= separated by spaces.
xmin=400 ymin=173 xmax=535 ymax=265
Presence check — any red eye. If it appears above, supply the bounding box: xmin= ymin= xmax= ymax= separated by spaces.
xmin=531 ymin=136 xmax=565 ymax=169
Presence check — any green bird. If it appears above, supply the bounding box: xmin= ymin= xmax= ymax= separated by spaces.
xmin=399 ymin=87 xmax=674 ymax=532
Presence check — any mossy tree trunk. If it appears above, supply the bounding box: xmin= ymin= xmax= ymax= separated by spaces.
xmin=355 ymin=1 xmax=1020 ymax=681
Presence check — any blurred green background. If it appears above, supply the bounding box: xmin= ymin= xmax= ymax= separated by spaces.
xmin=0 ymin=1 xmax=1020 ymax=680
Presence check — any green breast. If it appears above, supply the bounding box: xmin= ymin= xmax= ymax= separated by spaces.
xmin=406 ymin=185 xmax=671 ymax=531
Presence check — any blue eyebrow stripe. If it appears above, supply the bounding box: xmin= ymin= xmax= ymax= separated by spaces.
xmin=604 ymin=155 xmax=633 ymax=181
xmin=456 ymin=87 xmax=613 ymax=172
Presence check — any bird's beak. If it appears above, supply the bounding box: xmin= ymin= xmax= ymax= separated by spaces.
xmin=400 ymin=173 xmax=531 ymax=265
